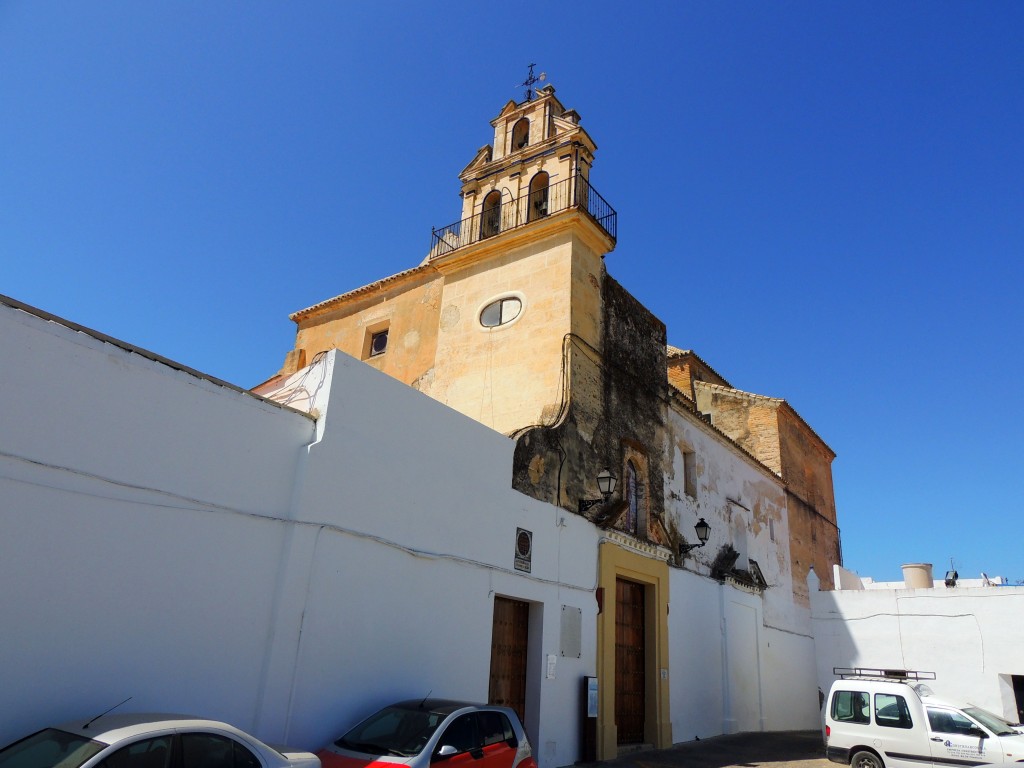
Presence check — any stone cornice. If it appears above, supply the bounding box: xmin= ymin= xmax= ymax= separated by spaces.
xmin=289 ymin=264 xmax=438 ymax=323
xmin=603 ymin=530 xmax=672 ymax=562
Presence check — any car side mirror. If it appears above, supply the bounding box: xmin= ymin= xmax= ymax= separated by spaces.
xmin=433 ymin=745 xmax=458 ymax=762
xmin=968 ymin=727 xmax=988 ymax=739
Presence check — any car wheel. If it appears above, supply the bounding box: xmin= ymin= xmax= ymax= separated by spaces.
xmin=851 ymin=751 xmax=883 ymax=768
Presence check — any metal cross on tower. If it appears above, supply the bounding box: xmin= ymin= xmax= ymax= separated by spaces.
xmin=519 ymin=63 xmax=546 ymax=101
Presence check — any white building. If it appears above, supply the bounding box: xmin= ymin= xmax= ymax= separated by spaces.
xmin=1 ymin=284 xmax=823 ymax=762
xmin=0 ymin=294 xmax=598 ymax=765
xmin=810 ymin=564 xmax=1024 ymax=725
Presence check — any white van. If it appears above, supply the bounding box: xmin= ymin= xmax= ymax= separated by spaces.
xmin=824 ymin=668 xmax=1024 ymax=768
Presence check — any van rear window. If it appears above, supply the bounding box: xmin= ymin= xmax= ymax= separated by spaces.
xmin=831 ymin=691 xmax=870 ymax=724
xmin=875 ymin=693 xmax=914 ymax=729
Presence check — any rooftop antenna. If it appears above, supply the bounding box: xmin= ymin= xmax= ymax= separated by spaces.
xmin=518 ymin=63 xmax=546 ymax=102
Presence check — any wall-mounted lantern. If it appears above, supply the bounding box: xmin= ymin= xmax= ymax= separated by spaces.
xmin=679 ymin=517 xmax=711 ymax=556
xmin=578 ymin=468 xmax=617 ymax=513
xmin=944 ymin=569 xmax=958 ymax=587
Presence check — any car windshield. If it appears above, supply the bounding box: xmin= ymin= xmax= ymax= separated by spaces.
xmin=0 ymin=729 xmax=107 ymax=768
xmin=336 ymin=705 xmax=448 ymax=758
xmin=964 ymin=707 xmax=1019 ymax=736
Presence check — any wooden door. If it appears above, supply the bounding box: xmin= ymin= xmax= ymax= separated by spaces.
xmin=615 ymin=578 xmax=646 ymax=745
xmin=488 ymin=596 xmax=529 ymax=722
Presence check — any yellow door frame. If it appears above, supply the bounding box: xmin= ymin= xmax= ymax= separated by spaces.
xmin=596 ymin=540 xmax=672 ymax=759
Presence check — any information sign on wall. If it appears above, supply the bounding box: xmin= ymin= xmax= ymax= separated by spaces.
xmin=514 ymin=527 xmax=532 ymax=572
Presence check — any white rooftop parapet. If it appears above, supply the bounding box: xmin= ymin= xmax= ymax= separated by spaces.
xmin=833 ymin=564 xmax=864 ymax=591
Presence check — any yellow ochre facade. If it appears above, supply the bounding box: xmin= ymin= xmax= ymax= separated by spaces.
xmin=271 ymin=85 xmax=613 ymax=437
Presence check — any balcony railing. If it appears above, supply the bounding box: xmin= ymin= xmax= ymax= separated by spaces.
xmin=429 ymin=174 xmax=617 ymax=258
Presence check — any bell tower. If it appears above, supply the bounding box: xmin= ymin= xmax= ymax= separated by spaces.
xmin=269 ymin=80 xmax=618 ymax=437
xmin=419 ymin=81 xmax=618 ymax=435
xmin=428 ymin=83 xmax=614 ymax=262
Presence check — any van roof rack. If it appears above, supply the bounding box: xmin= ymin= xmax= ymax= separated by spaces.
xmin=834 ymin=667 xmax=936 ymax=681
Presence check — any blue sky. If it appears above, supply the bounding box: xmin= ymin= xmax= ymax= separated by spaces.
xmin=3 ymin=2 xmax=1022 ymax=584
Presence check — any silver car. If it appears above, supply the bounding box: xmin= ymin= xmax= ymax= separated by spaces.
xmin=0 ymin=713 xmax=319 ymax=768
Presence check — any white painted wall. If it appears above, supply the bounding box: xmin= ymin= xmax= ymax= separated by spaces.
xmin=667 ymin=568 xmax=819 ymax=741
xmin=261 ymin=354 xmax=601 ymax=767
xmin=0 ymin=299 xmax=599 ymax=768
xmin=810 ymin=571 xmax=1024 ymax=722
xmin=668 ymin=567 xmax=726 ymax=739
xmin=1 ymin=300 xmax=315 ymax=743
xmin=664 ymin=406 xmax=820 ymax=742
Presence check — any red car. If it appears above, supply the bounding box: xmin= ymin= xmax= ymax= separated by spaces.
xmin=317 ymin=700 xmax=536 ymax=768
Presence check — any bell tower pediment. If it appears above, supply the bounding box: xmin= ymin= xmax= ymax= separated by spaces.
xmin=459 ymin=145 xmax=493 ymax=177
xmin=428 ymin=80 xmax=616 ymax=264
xmin=495 ymin=99 xmax=519 ymax=119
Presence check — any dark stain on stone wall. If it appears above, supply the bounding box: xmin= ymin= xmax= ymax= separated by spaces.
xmin=512 ymin=273 xmax=669 ymax=538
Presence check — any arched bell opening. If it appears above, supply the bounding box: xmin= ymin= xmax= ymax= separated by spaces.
xmin=527 ymin=172 xmax=549 ymax=222
xmin=511 ymin=118 xmax=530 ymax=152
xmin=480 ymin=190 xmax=502 ymax=239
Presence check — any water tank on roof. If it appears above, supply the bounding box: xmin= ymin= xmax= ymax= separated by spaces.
xmin=902 ymin=563 xmax=934 ymax=589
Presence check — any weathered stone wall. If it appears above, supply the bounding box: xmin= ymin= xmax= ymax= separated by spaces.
xmin=599 ymin=275 xmax=668 ymax=531
xmin=778 ymin=407 xmax=837 ymax=524
xmin=667 ymin=362 xmax=692 ymax=399
xmin=695 ymin=385 xmax=784 ymax=474
xmin=513 ymin=272 xmax=668 ymax=539
xmin=777 ymin=407 xmax=840 ymax=595
xmin=663 ymin=400 xmax=793 ymax=603
xmin=691 ymin=383 xmax=841 ymax=602
xmin=787 ymin=490 xmax=841 ymax=598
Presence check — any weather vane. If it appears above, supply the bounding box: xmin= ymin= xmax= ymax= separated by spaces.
xmin=518 ymin=63 xmax=546 ymax=102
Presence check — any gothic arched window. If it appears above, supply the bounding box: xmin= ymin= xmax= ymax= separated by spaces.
xmin=625 ymin=460 xmax=639 ymax=534
xmin=480 ymin=190 xmax=502 ymax=239
xmin=527 ymin=172 xmax=549 ymax=222
xmin=511 ymin=118 xmax=530 ymax=151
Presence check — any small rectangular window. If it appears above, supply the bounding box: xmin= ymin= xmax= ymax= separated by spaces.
xmin=683 ymin=450 xmax=697 ymax=499
xmin=831 ymin=690 xmax=870 ymax=724
xmin=369 ymin=329 xmax=388 ymax=357
xmin=875 ymin=693 xmax=914 ymax=729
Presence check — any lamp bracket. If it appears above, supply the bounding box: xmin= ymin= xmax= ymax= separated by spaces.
xmin=679 ymin=541 xmax=706 ymax=556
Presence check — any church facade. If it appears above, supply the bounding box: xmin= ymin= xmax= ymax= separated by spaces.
xmin=257 ymin=85 xmax=841 ymax=758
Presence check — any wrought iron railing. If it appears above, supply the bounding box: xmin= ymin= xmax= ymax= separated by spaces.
xmin=429 ymin=174 xmax=617 ymax=258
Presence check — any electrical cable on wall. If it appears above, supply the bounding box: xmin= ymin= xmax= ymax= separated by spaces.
xmin=0 ymin=447 xmax=599 ymax=594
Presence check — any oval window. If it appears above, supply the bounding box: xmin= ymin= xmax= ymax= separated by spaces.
xmin=480 ymin=297 xmax=522 ymax=328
